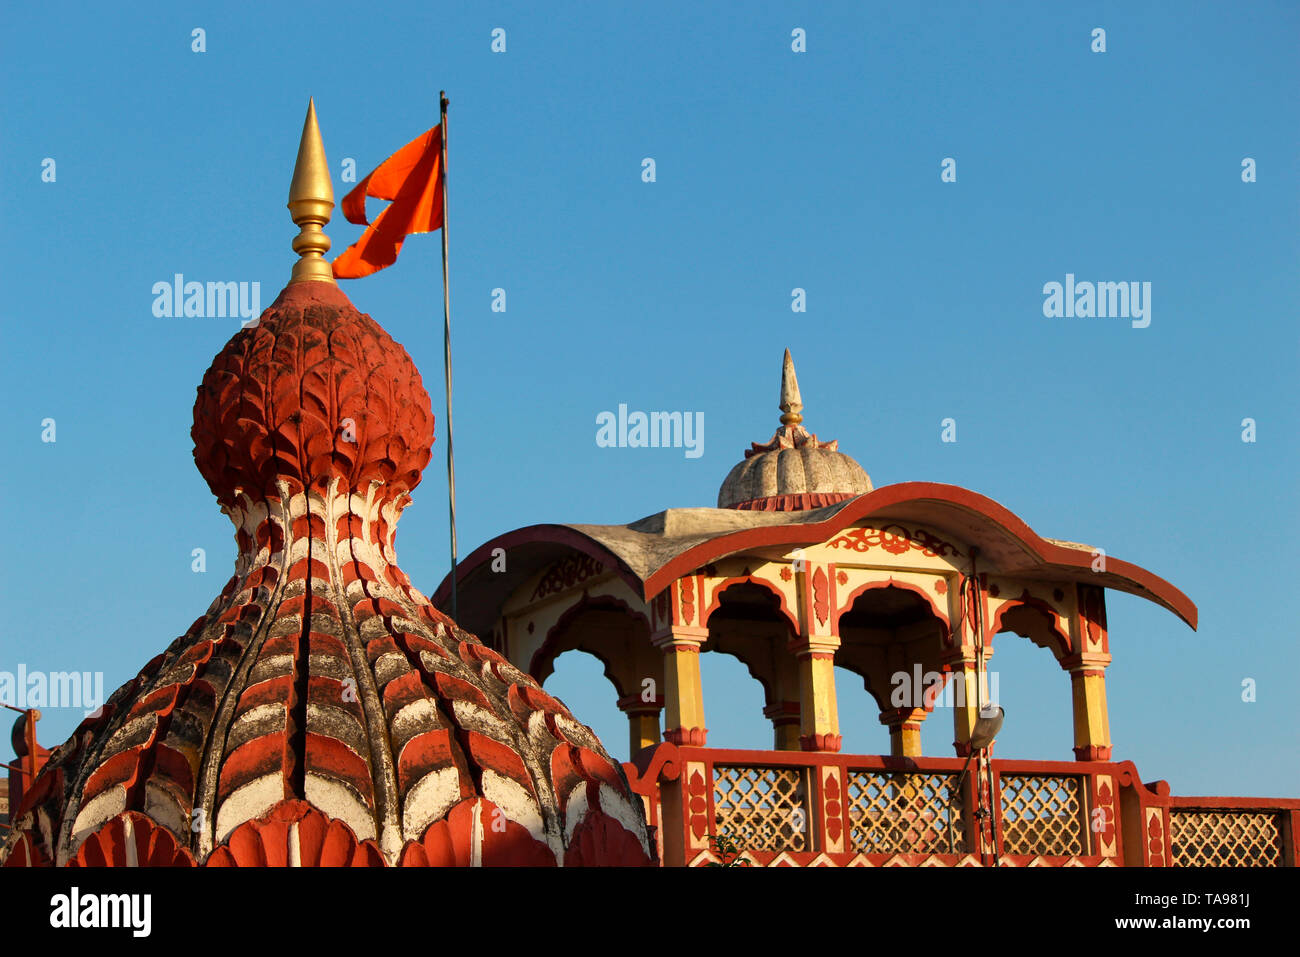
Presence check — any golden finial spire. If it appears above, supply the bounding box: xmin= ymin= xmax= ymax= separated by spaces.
xmin=287 ymin=98 xmax=335 ymax=284
xmin=779 ymin=348 xmax=803 ymax=426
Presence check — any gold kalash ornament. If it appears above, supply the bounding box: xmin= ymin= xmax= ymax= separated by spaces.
xmin=287 ymin=98 xmax=337 ymax=285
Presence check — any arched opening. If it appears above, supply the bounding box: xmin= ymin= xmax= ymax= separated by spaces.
xmin=531 ymin=596 xmax=660 ymax=761
xmin=835 ymin=665 xmax=889 ymax=755
xmin=837 ymin=584 xmax=950 ymax=757
xmin=543 ymin=650 xmax=634 ymax=763
xmin=697 ymin=653 xmax=772 ymax=751
xmin=703 ymin=581 xmax=797 ymax=750
xmin=987 ymin=604 xmax=1074 ymax=760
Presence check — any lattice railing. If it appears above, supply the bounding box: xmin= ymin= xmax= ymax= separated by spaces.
xmin=846 ymin=770 xmax=962 ymax=854
xmin=713 ymin=766 xmax=810 ymax=852
xmin=1169 ymin=810 xmax=1284 ymax=867
xmin=998 ymin=774 xmax=1087 ymax=856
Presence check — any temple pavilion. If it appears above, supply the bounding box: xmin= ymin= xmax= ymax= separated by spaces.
xmin=436 ymin=352 xmax=1299 ymax=867
xmin=3 ymin=102 xmax=1295 ymax=870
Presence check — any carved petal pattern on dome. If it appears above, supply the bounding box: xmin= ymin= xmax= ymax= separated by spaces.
xmin=565 ymin=806 xmax=658 ymax=867
xmin=205 ymin=800 xmax=384 ymax=866
xmin=67 ymin=812 xmax=196 ymax=867
xmin=399 ymin=797 xmax=557 ymax=866
xmin=0 ymin=282 xmax=652 ymax=868
xmin=191 ymin=282 xmax=434 ymax=508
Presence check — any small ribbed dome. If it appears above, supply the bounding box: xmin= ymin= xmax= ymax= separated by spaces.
xmin=718 ymin=350 xmax=872 ymax=511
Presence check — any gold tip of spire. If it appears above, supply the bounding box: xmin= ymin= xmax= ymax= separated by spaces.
xmin=287 ymin=98 xmax=336 ymax=285
xmin=779 ymin=348 xmax=804 ymax=426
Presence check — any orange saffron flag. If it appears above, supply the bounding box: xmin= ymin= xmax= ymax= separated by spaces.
xmin=332 ymin=126 xmax=443 ymax=279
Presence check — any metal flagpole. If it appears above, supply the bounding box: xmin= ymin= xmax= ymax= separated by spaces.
xmin=440 ymin=91 xmax=458 ymax=621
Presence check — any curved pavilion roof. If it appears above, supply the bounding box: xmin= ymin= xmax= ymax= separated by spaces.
xmin=434 ymin=481 xmax=1197 ymax=636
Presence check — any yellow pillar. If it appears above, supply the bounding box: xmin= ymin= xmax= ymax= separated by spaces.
xmin=941 ymin=657 xmax=977 ymax=754
xmin=652 ymin=626 xmax=709 ymax=746
xmin=1067 ymin=663 xmax=1112 ymax=760
xmin=618 ymin=694 xmax=663 ymax=757
xmin=880 ymin=706 xmax=926 ymax=757
xmin=793 ymin=639 xmax=841 ymax=752
xmin=792 ymin=560 xmax=841 ymax=752
xmin=763 ymin=701 xmax=802 ymax=750
xmin=1069 ymin=584 xmax=1113 ymax=761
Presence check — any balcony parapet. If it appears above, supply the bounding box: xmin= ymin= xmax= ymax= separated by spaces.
xmin=622 ymin=744 xmax=1299 ymax=867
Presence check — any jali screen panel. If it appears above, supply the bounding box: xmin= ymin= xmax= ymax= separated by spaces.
xmin=998 ymin=773 xmax=1088 ymax=856
xmin=712 ymin=765 xmax=811 ymax=852
xmin=1169 ymin=810 xmax=1284 ymax=867
xmin=845 ymin=770 xmax=962 ymax=854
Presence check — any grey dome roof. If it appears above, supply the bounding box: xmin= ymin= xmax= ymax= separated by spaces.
xmin=718 ymin=350 xmax=872 ymax=510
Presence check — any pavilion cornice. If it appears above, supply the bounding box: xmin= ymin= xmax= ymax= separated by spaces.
xmin=435 ymin=482 xmax=1197 ymax=632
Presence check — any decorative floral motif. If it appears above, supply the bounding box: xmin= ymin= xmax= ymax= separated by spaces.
xmin=1093 ymin=778 xmax=1117 ymax=854
xmin=654 ymin=591 xmax=670 ymax=624
xmin=824 ymin=771 xmax=844 ymax=846
xmin=688 ymin=769 xmax=710 ymax=842
xmin=1146 ymin=809 xmax=1166 ymax=867
xmin=812 ymin=567 xmax=829 ymax=627
xmin=828 ymin=525 xmax=961 ymax=559
xmin=530 ymin=554 xmax=607 ymax=601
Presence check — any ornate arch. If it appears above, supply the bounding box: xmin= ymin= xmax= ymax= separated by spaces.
xmin=529 ymin=592 xmax=652 ymax=696
xmin=834 ymin=578 xmax=951 ymax=639
xmin=988 ymin=595 xmax=1072 ymax=663
xmin=702 ymin=574 xmax=799 ymax=634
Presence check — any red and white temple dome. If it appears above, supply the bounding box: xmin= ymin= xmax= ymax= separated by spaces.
xmin=0 ymin=102 xmax=653 ymax=868
xmin=718 ymin=349 xmax=873 ymax=511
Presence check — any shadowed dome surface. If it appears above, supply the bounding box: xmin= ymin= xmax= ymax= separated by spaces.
xmin=718 ymin=350 xmax=872 ymax=511
xmin=0 ymin=104 xmax=652 ymax=868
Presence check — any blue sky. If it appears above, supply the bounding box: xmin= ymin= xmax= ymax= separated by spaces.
xmin=1 ymin=1 xmax=1296 ymax=798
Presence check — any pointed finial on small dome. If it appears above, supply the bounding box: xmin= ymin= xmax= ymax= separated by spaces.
xmin=287 ymin=98 xmax=336 ymax=285
xmin=779 ymin=348 xmax=803 ymax=426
